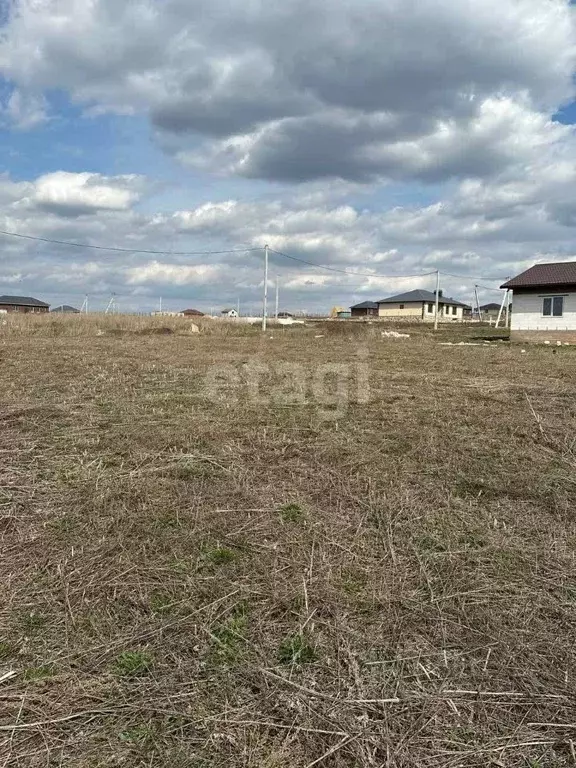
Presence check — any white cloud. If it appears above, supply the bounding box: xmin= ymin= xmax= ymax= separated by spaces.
xmin=2 ymin=88 xmax=48 ymax=129
xmin=125 ymin=261 xmax=222 ymax=286
xmin=14 ymin=172 xmax=146 ymax=216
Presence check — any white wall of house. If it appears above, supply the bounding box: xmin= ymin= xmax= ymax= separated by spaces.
xmin=378 ymin=302 xmax=463 ymax=321
xmin=441 ymin=304 xmax=464 ymax=321
xmin=511 ymin=290 xmax=576 ymax=330
xmin=378 ymin=302 xmax=423 ymax=318
xmin=424 ymin=302 xmax=463 ymax=322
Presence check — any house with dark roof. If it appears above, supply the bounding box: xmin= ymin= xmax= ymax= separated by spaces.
xmin=0 ymin=296 xmax=49 ymax=314
xmin=377 ymin=290 xmax=468 ymax=322
xmin=51 ymin=305 xmax=80 ymax=314
xmin=480 ymin=302 xmax=508 ymax=321
xmin=181 ymin=308 xmax=204 ymax=317
xmin=350 ymin=301 xmax=378 ymax=317
xmin=501 ymin=262 xmax=576 ymax=341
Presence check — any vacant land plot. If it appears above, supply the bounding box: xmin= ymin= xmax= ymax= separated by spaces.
xmin=1 ymin=318 xmax=576 ymax=767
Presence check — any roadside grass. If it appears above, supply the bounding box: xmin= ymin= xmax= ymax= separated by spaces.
xmin=1 ymin=318 xmax=576 ymax=766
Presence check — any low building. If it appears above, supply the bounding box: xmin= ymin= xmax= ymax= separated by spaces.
xmin=480 ymin=302 xmax=507 ymax=321
xmin=336 ymin=309 xmax=352 ymax=319
xmin=501 ymin=262 xmax=576 ymax=342
xmin=181 ymin=308 xmax=204 ymax=317
xmin=0 ymin=295 xmax=49 ymax=314
xmin=51 ymin=305 xmax=80 ymax=314
xmin=350 ymin=301 xmax=378 ymax=317
xmin=277 ymin=311 xmax=293 ymax=318
xmin=221 ymin=308 xmax=239 ymax=318
xmin=377 ymin=290 xmax=467 ymax=322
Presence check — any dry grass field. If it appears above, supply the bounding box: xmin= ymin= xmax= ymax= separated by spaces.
xmin=1 ymin=315 xmax=576 ymax=767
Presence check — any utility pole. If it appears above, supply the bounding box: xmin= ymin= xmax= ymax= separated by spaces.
xmin=275 ymin=275 xmax=279 ymax=318
xmin=159 ymin=296 xmax=162 ymax=314
xmin=474 ymin=286 xmax=482 ymax=322
xmin=262 ymin=244 xmax=269 ymax=331
xmin=105 ymin=294 xmax=116 ymax=315
xmin=80 ymin=295 xmax=88 ymax=314
xmin=434 ymin=270 xmax=440 ymax=331
xmin=237 ymin=297 xmax=240 ymax=317
xmin=495 ymin=289 xmax=508 ymax=329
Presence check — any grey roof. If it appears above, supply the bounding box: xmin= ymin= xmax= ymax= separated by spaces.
xmin=350 ymin=301 xmax=378 ymax=309
xmin=51 ymin=305 xmax=80 ymax=313
xmin=501 ymin=262 xmax=576 ymax=289
xmin=377 ymin=289 xmax=467 ymax=307
xmin=0 ymin=295 xmax=49 ymax=308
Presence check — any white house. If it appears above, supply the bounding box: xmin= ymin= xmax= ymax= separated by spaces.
xmin=377 ymin=289 xmax=467 ymax=322
xmin=221 ymin=308 xmax=239 ymax=318
xmin=502 ymin=262 xmax=576 ymax=342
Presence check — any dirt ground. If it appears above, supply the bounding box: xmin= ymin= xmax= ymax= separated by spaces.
xmin=1 ymin=320 xmax=576 ymax=767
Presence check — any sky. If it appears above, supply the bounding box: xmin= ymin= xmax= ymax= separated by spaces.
xmin=0 ymin=0 xmax=576 ymax=314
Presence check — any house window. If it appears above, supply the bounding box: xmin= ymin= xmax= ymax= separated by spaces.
xmin=427 ymin=303 xmax=434 ymax=313
xmin=399 ymin=304 xmax=405 ymax=309
xmin=542 ymin=296 xmax=564 ymax=317
xmin=452 ymin=306 xmax=457 ymax=316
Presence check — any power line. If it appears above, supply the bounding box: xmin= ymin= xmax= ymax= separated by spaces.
xmin=269 ymin=248 xmax=437 ymax=279
xmin=474 ymin=282 xmax=508 ymax=292
xmin=0 ymin=227 xmax=510 ymax=281
xmin=0 ymin=229 xmax=261 ymax=256
xmin=271 ymin=248 xmax=509 ymax=282
xmin=440 ymin=270 xmax=507 ymax=281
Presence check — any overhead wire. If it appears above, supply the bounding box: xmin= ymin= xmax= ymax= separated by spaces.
xmin=0 ymin=229 xmax=260 ymax=256
xmin=474 ymin=282 xmax=508 ymax=292
xmin=439 ymin=270 xmax=508 ymax=282
xmin=0 ymin=228 xmax=510 ymax=282
xmin=269 ymin=248 xmax=437 ymax=279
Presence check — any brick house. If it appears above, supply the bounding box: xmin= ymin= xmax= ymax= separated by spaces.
xmin=0 ymin=295 xmax=50 ymax=313
xmin=350 ymin=301 xmax=378 ymax=317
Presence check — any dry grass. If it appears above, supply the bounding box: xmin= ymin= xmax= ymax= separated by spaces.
xmin=1 ymin=317 xmax=575 ymax=766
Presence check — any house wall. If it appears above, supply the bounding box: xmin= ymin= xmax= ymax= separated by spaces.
xmin=441 ymin=305 xmax=464 ymax=322
xmin=512 ymin=330 xmax=576 ymax=343
xmin=510 ymin=289 xmax=576 ymax=331
xmin=378 ymin=302 xmax=464 ymax=322
xmin=351 ymin=307 xmax=377 ymax=317
xmin=0 ymin=304 xmax=48 ymax=313
xmin=378 ymin=302 xmax=423 ymax=318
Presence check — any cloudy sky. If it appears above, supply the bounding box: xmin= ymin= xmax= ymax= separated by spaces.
xmin=0 ymin=0 xmax=575 ymax=313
